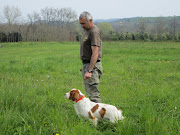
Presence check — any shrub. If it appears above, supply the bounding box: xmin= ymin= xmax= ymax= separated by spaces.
xmin=161 ymin=33 xmax=168 ymax=41
xmin=131 ymin=32 xmax=135 ymax=40
xmin=153 ymin=34 xmax=158 ymax=41
xmin=111 ymin=33 xmax=119 ymax=41
xmin=149 ymin=34 xmax=154 ymax=41
xmin=165 ymin=32 xmax=173 ymax=40
xmin=134 ymin=32 xmax=141 ymax=40
xmin=144 ymin=32 xmax=149 ymax=41
xmin=0 ymin=32 xmax=7 ymax=42
xmin=118 ymin=33 xmax=125 ymax=40
xmin=125 ymin=32 xmax=132 ymax=40
xmin=174 ymin=34 xmax=179 ymax=40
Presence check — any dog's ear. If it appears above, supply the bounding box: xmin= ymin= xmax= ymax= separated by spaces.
xmin=72 ymin=92 xmax=80 ymax=101
xmin=69 ymin=90 xmax=80 ymax=101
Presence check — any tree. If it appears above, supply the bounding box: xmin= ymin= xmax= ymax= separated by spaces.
xmin=168 ymin=16 xmax=177 ymax=36
xmin=137 ymin=18 xmax=147 ymax=34
xmin=144 ymin=32 xmax=149 ymax=41
xmin=26 ymin=12 xmax=42 ymax=41
xmin=161 ymin=33 xmax=167 ymax=41
xmin=118 ymin=32 xmax=125 ymax=40
xmin=154 ymin=17 xmax=166 ymax=35
xmin=131 ymin=32 xmax=135 ymax=40
xmin=134 ymin=32 xmax=141 ymax=40
xmin=149 ymin=34 xmax=154 ymax=41
xmin=165 ymin=32 xmax=173 ymax=40
xmin=125 ymin=32 xmax=132 ymax=40
xmin=172 ymin=16 xmax=176 ymax=36
xmin=111 ymin=32 xmax=118 ymax=41
xmin=174 ymin=34 xmax=179 ymax=40
xmin=97 ymin=23 xmax=114 ymax=40
xmin=153 ymin=34 xmax=158 ymax=41
xmin=40 ymin=7 xmax=77 ymax=27
xmin=28 ymin=11 xmax=41 ymax=24
xmin=3 ymin=5 xmax=22 ymax=25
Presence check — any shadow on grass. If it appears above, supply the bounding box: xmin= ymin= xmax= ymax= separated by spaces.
xmin=96 ymin=120 xmax=121 ymax=134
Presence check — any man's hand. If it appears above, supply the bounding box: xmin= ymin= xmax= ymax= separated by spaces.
xmin=84 ymin=72 xmax=92 ymax=80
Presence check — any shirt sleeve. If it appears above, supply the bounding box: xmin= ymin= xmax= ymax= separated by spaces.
xmin=90 ymin=30 xmax=101 ymax=47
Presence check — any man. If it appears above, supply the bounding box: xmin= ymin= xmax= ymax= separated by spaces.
xmin=79 ymin=11 xmax=103 ymax=103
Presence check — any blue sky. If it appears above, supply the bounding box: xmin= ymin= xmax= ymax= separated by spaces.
xmin=0 ymin=0 xmax=180 ymax=19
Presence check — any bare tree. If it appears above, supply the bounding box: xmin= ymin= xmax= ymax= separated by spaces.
xmin=153 ymin=17 xmax=166 ymax=35
xmin=25 ymin=12 xmax=42 ymax=41
xmin=40 ymin=7 xmax=77 ymax=40
xmin=28 ymin=11 xmax=41 ymax=24
xmin=0 ymin=6 xmax=78 ymax=42
xmin=41 ymin=7 xmax=57 ymax=24
xmin=137 ymin=18 xmax=147 ymax=34
xmin=41 ymin=7 xmax=77 ymax=27
xmin=172 ymin=16 xmax=177 ymax=36
xmin=3 ymin=5 xmax=22 ymax=25
xmin=0 ymin=12 xmax=3 ymax=23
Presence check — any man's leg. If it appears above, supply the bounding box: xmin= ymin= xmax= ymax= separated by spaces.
xmin=82 ymin=62 xmax=102 ymax=103
xmin=84 ymin=83 xmax=101 ymax=103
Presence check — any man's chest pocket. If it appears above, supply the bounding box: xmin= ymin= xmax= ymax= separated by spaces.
xmin=83 ymin=35 xmax=91 ymax=45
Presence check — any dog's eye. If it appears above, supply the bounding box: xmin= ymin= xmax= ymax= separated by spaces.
xmin=70 ymin=91 xmax=74 ymax=96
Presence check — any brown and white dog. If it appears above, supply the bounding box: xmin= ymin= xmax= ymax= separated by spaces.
xmin=64 ymin=89 xmax=124 ymax=126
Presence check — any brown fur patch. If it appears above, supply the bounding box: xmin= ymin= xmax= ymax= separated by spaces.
xmin=91 ymin=104 xmax=99 ymax=113
xmin=116 ymin=107 xmax=121 ymax=111
xmin=88 ymin=111 xmax=95 ymax=119
xmin=99 ymin=108 xmax=106 ymax=118
xmin=69 ymin=90 xmax=80 ymax=101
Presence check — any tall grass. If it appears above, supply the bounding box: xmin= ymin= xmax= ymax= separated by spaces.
xmin=0 ymin=41 xmax=179 ymax=135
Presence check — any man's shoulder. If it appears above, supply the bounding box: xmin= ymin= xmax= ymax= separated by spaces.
xmin=90 ymin=25 xmax=100 ymax=33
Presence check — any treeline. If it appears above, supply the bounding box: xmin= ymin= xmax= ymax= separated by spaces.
xmin=104 ymin=32 xmax=180 ymax=41
xmin=0 ymin=6 xmax=79 ymax=42
xmin=0 ymin=5 xmax=180 ymax=42
xmin=0 ymin=23 xmax=78 ymax=42
xmin=0 ymin=32 xmax=22 ymax=42
xmin=96 ymin=17 xmax=180 ymax=41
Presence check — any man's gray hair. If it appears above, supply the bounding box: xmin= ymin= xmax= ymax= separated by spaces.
xmin=79 ymin=11 xmax=93 ymax=21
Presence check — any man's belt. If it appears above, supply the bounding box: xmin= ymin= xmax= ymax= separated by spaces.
xmin=83 ymin=60 xmax=100 ymax=64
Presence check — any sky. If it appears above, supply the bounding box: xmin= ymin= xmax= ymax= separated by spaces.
xmin=0 ymin=0 xmax=180 ymax=19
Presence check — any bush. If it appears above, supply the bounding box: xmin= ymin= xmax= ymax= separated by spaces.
xmin=0 ymin=32 xmax=22 ymax=42
xmin=131 ymin=32 xmax=135 ymax=40
xmin=174 ymin=34 xmax=179 ymax=40
xmin=153 ymin=34 xmax=158 ymax=41
xmin=111 ymin=33 xmax=119 ymax=41
xmin=165 ymin=32 xmax=173 ymax=40
xmin=0 ymin=32 xmax=7 ymax=42
xmin=134 ymin=32 xmax=141 ymax=40
xmin=149 ymin=34 xmax=154 ymax=41
xmin=118 ymin=33 xmax=125 ymax=40
xmin=144 ymin=32 xmax=149 ymax=41
xmin=125 ymin=32 xmax=132 ymax=40
xmin=161 ymin=33 xmax=168 ymax=41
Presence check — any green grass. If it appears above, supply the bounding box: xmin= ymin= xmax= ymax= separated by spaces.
xmin=0 ymin=41 xmax=179 ymax=135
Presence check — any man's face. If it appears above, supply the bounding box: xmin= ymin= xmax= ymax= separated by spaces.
xmin=79 ymin=17 xmax=91 ymax=31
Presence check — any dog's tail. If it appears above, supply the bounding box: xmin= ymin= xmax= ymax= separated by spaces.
xmin=115 ymin=107 xmax=124 ymax=120
xmin=117 ymin=110 xmax=124 ymax=120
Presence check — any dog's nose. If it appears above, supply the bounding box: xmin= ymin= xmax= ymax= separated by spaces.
xmin=64 ymin=93 xmax=66 ymax=95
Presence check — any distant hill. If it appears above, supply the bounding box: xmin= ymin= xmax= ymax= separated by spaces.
xmin=94 ymin=16 xmax=180 ymax=24
xmin=94 ymin=18 xmax=120 ymax=23
xmin=94 ymin=16 xmax=180 ymax=34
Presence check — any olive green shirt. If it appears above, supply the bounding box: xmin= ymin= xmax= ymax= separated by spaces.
xmin=80 ymin=25 xmax=102 ymax=61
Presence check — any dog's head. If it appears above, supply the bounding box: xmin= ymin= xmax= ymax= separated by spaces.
xmin=64 ymin=89 xmax=85 ymax=102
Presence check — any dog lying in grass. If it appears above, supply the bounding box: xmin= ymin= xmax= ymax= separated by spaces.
xmin=64 ymin=89 xmax=124 ymax=126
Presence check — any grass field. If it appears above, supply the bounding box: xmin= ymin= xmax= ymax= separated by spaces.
xmin=0 ymin=41 xmax=179 ymax=135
